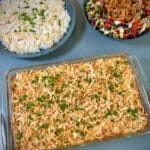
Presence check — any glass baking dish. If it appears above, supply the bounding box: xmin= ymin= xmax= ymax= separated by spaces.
xmin=5 ymin=52 xmax=150 ymax=150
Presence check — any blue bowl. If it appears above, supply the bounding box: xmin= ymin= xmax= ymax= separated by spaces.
xmin=0 ymin=0 xmax=76 ymax=58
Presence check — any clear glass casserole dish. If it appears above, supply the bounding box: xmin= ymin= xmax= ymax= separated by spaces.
xmin=5 ymin=52 xmax=150 ymax=150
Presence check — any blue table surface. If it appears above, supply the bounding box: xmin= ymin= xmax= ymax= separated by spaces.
xmin=0 ymin=0 xmax=150 ymax=149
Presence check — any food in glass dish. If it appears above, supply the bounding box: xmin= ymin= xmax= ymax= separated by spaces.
xmin=85 ymin=0 xmax=150 ymax=39
xmin=11 ymin=56 xmax=148 ymax=150
xmin=0 ymin=0 xmax=70 ymax=54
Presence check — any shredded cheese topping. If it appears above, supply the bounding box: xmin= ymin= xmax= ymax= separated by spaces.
xmin=0 ymin=0 xmax=70 ymax=54
xmin=11 ymin=57 xmax=148 ymax=150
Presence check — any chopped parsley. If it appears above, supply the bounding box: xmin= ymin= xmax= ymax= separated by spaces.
xmin=40 ymin=1 xmax=44 ymax=4
xmin=118 ymin=90 xmax=126 ymax=96
xmin=38 ymin=9 xmax=46 ymax=16
xmin=37 ymin=95 xmax=48 ymax=102
xmin=80 ymin=131 xmax=86 ymax=137
xmin=24 ymin=6 xmax=30 ymax=9
xmin=113 ymin=111 xmax=118 ymax=116
xmin=127 ymin=108 xmax=138 ymax=118
xmin=55 ymin=128 xmax=63 ymax=136
xmin=75 ymin=119 xmax=80 ymax=127
xmin=31 ymin=76 xmax=39 ymax=83
xmin=108 ymin=84 xmax=114 ymax=92
xmin=77 ymin=81 xmax=83 ymax=88
xmin=124 ymin=60 xmax=129 ymax=64
xmin=84 ymin=78 xmax=92 ymax=84
xmin=26 ymin=102 xmax=34 ymax=110
xmin=61 ymin=82 xmax=69 ymax=89
xmin=40 ymin=123 xmax=49 ymax=129
xmin=74 ymin=106 xmax=84 ymax=111
xmin=113 ymin=71 xmax=122 ymax=79
xmin=55 ymin=89 xmax=62 ymax=94
xmin=58 ymin=20 xmax=61 ymax=26
xmin=29 ymin=28 xmax=36 ymax=33
xmin=47 ymin=100 xmax=52 ymax=107
xmin=104 ymin=110 xmax=112 ymax=118
xmin=19 ymin=94 xmax=28 ymax=102
xmin=28 ymin=115 xmax=33 ymax=121
xmin=92 ymin=92 xmax=101 ymax=100
xmin=59 ymin=103 xmax=68 ymax=112
xmin=73 ymin=130 xmax=86 ymax=137
xmin=74 ymin=129 xmax=80 ymax=134
xmin=17 ymin=132 xmax=23 ymax=140
xmin=41 ymin=74 xmax=61 ymax=87
xmin=87 ymin=125 xmax=94 ymax=129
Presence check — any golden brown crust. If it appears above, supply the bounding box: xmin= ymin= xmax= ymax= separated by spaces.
xmin=11 ymin=57 xmax=148 ymax=150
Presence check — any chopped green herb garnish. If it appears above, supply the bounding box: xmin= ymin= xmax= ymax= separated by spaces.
xmin=61 ymin=82 xmax=69 ymax=89
xmin=37 ymin=94 xmax=48 ymax=102
xmin=84 ymin=78 xmax=92 ymax=84
xmin=74 ymin=129 xmax=80 ymax=133
xmin=103 ymin=96 xmax=107 ymax=101
xmin=26 ymin=102 xmax=34 ymax=110
xmin=74 ymin=106 xmax=84 ymax=111
xmin=87 ymin=125 xmax=94 ymax=129
xmin=17 ymin=132 xmax=23 ymax=140
xmin=18 ymin=12 xmax=35 ymax=26
xmin=113 ymin=71 xmax=122 ymax=79
xmin=19 ymin=94 xmax=28 ymax=102
xmin=40 ymin=123 xmax=49 ymax=129
xmin=108 ymin=84 xmax=113 ymax=92
xmin=115 ymin=83 xmax=119 ymax=87
xmin=113 ymin=111 xmax=118 ymax=116
xmin=55 ymin=128 xmax=63 ymax=136
xmin=37 ymin=97 xmax=43 ymax=102
xmin=31 ymin=76 xmax=39 ymax=83
xmin=127 ymin=108 xmax=138 ymax=118
xmin=58 ymin=20 xmax=61 ymax=26
xmin=124 ymin=60 xmax=129 ymax=64
xmin=40 ymin=1 xmax=44 ymax=4
xmin=72 ymin=91 xmax=76 ymax=97
xmin=118 ymin=90 xmax=126 ymax=96
xmin=24 ymin=6 xmax=30 ymax=9
xmin=41 ymin=95 xmax=47 ymax=100
xmin=77 ymin=81 xmax=83 ymax=88
xmin=55 ymin=89 xmax=62 ymax=94
xmin=80 ymin=131 xmax=86 ymax=137
xmin=90 ymin=117 xmax=97 ymax=122
xmin=92 ymin=92 xmax=101 ymax=100
xmin=59 ymin=103 xmax=68 ymax=112
xmin=35 ymin=112 xmax=42 ymax=116
xmin=41 ymin=74 xmax=61 ymax=87
xmin=104 ymin=110 xmax=112 ymax=118
xmin=38 ymin=9 xmax=45 ymax=16
xmin=75 ymin=119 xmax=80 ymax=127
xmin=48 ymin=100 xmax=52 ymax=107
xmin=28 ymin=115 xmax=33 ymax=121
xmin=29 ymin=28 xmax=35 ymax=32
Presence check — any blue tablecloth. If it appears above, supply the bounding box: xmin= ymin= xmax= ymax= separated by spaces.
xmin=0 ymin=0 xmax=150 ymax=149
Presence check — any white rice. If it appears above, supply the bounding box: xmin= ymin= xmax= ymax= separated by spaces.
xmin=0 ymin=0 xmax=71 ymax=54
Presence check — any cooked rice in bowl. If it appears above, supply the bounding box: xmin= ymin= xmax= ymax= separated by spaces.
xmin=0 ymin=0 xmax=71 ymax=54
